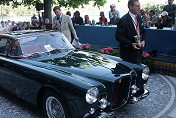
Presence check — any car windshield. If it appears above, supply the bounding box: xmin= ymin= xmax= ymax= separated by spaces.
xmin=17 ymin=32 xmax=74 ymax=57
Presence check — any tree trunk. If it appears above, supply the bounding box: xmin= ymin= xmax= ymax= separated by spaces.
xmin=44 ymin=0 xmax=52 ymax=24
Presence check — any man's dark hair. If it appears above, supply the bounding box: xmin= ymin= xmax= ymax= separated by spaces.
xmin=53 ymin=6 xmax=61 ymax=12
xmin=75 ymin=11 xmax=80 ymax=16
xmin=149 ymin=9 xmax=155 ymax=15
xmin=128 ymin=0 xmax=139 ymax=8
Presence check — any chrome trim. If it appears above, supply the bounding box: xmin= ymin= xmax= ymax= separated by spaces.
xmin=129 ymin=89 xmax=149 ymax=104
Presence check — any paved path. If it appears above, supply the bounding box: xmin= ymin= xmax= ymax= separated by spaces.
xmin=115 ymin=74 xmax=176 ymax=118
xmin=0 ymin=74 xmax=175 ymax=118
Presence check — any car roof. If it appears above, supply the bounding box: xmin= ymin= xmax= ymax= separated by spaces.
xmin=0 ymin=30 xmax=57 ymax=40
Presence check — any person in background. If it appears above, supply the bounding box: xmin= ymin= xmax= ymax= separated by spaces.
xmin=163 ymin=0 xmax=176 ymax=24
xmin=139 ymin=9 xmax=149 ymax=27
xmin=11 ymin=22 xmax=22 ymax=31
xmin=42 ymin=18 xmax=52 ymax=30
xmin=84 ymin=15 xmax=91 ymax=25
xmin=157 ymin=11 xmax=173 ymax=29
xmin=0 ymin=21 xmax=5 ymax=28
xmin=98 ymin=11 xmax=108 ymax=25
xmin=25 ymin=22 xmax=31 ymax=30
xmin=8 ymin=21 xmax=16 ymax=31
xmin=6 ymin=20 xmax=11 ymax=29
xmin=8 ymin=40 xmax=22 ymax=56
xmin=73 ymin=11 xmax=84 ymax=28
xmin=71 ymin=12 xmax=76 ymax=24
xmin=148 ymin=9 xmax=159 ymax=27
xmin=52 ymin=6 xmax=79 ymax=43
xmin=22 ymin=22 xmax=27 ymax=30
xmin=115 ymin=0 xmax=145 ymax=65
xmin=31 ymin=14 xmax=37 ymax=23
xmin=109 ymin=11 xmax=120 ymax=25
xmin=31 ymin=20 xmax=41 ymax=29
xmin=39 ymin=12 xmax=45 ymax=27
xmin=109 ymin=4 xmax=120 ymax=19
xmin=66 ymin=11 xmax=71 ymax=17
xmin=45 ymin=18 xmax=50 ymax=24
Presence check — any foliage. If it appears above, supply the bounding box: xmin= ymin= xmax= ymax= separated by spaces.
xmin=0 ymin=0 xmax=40 ymax=8
xmin=142 ymin=3 xmax=164 ymax=16
xmin=141 ymin=52 xmax=154 ymax=70
xmin=0 ymin=0 xmax=108 ymax=8
xmin=2 ymin=5 xmax=36 ymax=16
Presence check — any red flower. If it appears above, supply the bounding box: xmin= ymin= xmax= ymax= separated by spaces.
xmin=142 ymin=52 xmax=150 ymax=58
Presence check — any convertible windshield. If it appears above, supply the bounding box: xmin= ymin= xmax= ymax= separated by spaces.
xmin=17 ymin=32 xmax=74 ymax=57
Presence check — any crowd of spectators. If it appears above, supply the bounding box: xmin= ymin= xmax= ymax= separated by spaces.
xmin=0 ymin=12 xmax=52 ymax=32
xmin=64 ymin=0 xmax=176 ymax=28
xmin=0 ymin=0 xmax=176 ymax=32
xmin=139 ymin=0 xmax=176 ymax=29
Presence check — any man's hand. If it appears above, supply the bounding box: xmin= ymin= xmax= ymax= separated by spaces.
xmin=132 ymin=43 xmax=141 ymax=50
xmin=75 ymin=37 xmax=79 ymax=41
xmin=141 ymin=40 xmax=145 ymax=48
xmin=55 ymin=20 xmax=59 ymax=24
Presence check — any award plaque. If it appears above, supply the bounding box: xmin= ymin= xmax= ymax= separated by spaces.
xmin=134 ymin=35 xmax=142 ymax=48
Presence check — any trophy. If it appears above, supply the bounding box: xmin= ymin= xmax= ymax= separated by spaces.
xmin=134 ymin=35 xmax=142 ymax=48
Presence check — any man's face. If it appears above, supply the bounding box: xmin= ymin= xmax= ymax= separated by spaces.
xmin=54 ymin=9 xmax=62 ymax=17
xmin=129 ymin=1 xmax=141 ymax=15
xmin=168 ymin=0 xmax=174 ymax=4
xmin=149 ymin=11 xmax=153 ymax=17
xmin=162 ymin=15 xmax=168 ymax=20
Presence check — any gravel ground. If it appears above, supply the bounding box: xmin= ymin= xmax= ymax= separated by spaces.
xmin=0 ymin=74 xmax=175 ymax=118
xmin=0 ymin=88 xmax=43 ymax=118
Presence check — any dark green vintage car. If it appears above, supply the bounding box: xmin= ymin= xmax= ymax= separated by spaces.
xmin=0 ymin=30 xmax=149 ymax=118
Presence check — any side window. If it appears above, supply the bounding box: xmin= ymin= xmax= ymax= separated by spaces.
xmin=8 ymin=39 xmax=23 ymax=57
xmin=0 ymin=38 xmax=8 ymax=55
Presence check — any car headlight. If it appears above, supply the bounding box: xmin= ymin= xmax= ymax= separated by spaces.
xmin=99 ymin=98 xmax=108 ymax=109
xmin=86 ymin=87 xmax=99 ymax=104
xmin=142 ymin=67 xmax=150 ymax=80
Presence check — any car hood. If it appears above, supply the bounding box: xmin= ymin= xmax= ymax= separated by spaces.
xmin=38 ymin=50 xmax=131 ymax=82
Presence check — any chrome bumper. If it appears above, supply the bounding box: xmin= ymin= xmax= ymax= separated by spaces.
xmin=97 ymin=112 xmax=114 ymax=118
xmin=83 ymin=110 xmax=114 ymax=118
xmin=130 ymin=89 xmax=149 ymax=103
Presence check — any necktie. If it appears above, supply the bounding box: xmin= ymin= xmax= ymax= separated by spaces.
xmin=135 ymin=16 xmax=140 ymax=36
xmin=59 ymin=17 xmax=62 ymax=24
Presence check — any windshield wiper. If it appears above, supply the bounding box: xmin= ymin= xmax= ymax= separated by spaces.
xmin=49 ymin=48 xmax=61 ymax=54
xmin=27 ymin=52 xmax=41 ymax=58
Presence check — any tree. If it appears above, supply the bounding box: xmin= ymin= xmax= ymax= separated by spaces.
xmin=142 ymin=3 xmax=164 ymax=16
xmin=0 ymin=0 xmax=108 ymax=23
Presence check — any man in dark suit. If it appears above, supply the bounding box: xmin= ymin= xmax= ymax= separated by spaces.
xmin=115 ymin=0 xmax=145 ymax=65
xmin=163 ymin=0 xmax=176 ymax=24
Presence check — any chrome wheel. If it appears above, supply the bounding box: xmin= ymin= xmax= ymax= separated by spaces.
xmin=45 ymin=96 xmax=65 ymax=118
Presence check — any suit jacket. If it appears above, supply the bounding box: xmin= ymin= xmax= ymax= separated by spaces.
xmin=74 ymin=16 xmax=83 ymax=25
xmin=11 ymin=26 xmax=22 ymax=31
xmin=109 ymin=17 xmax=120 ymax=25
xmin=163 ymin=4 xmax=176 ymax=24
xmin=52 ymin=14 xmax=78 ymax=42
xmin=150 ymin=15 xmax=159 ymax=26
xmin=157 ymin=16 xmax=173 ymax=29
xmin=115 ymin=12 xmax=145 ymax=64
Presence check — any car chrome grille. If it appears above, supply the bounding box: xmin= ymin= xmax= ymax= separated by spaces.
xmin=111 ymin=75 xmax=131 ymax=109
